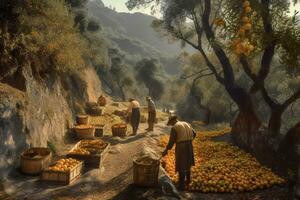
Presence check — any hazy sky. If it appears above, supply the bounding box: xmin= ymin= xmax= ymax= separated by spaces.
xmin=102 ymin=0 xmax=154 ymax=15
xmin=102 ymin=0 xmax=300 ymax=17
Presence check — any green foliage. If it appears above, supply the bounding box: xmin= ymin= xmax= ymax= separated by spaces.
xmin=74 ymin=10 xmax=88 ymax=33
xmin=0 ymin=0 xmax=89 ymax=77
xmin=135 ymin=59 xmax=165 ymax=101
xmin=87 ymin=19 xmax=101 ymax=32
xmin=47 ymin=141 xmax=57 ymax=155
xmin=65 ymin=0 xmax=88 ymax=8
xmin=178 ymin=53 xmax=237 ymax=123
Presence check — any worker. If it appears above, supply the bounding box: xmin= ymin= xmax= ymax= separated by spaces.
xmin=162 ymin=116 xmax=196 ymax=191
xmin=127 ymin=98 xmax=141 ymax=135
xmin=146 ymin=96 xmax=156 ymax=131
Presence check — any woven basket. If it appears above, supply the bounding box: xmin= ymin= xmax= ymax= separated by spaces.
xmin=20 ymin=147 xmax=52 ymax=175
xmin=133 ymin=156 xmax=160 ymax=187
xmin=111 ymin=124 xmax=127 ymax=137
xmin=76 ymin=115 xmax=89 ymax=125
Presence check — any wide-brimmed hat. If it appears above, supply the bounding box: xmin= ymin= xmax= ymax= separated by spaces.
xmin=167 ymin=115 xmax=178 ymax=126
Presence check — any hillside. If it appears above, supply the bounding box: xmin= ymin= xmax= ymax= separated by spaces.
xmin=87 ymin=0 xmax=194 ymax=74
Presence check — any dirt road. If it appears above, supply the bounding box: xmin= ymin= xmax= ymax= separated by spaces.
xmin=0 ymin=120 xmax=169 ymax=200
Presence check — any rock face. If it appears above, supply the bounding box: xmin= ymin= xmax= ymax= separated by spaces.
xmin=0 ymin=66 xmax=102 ymax=178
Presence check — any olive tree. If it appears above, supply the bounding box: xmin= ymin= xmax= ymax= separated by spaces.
xmin=126 ymin=0 xmax=300 ymax=183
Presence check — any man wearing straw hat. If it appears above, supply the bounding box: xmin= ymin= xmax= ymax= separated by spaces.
xmin=146 ymin=96 xmax=156 ymax=132
xmin=162 ymin=115 xmax=196 ymax=191
xmin=127 ymin=98 xmax=141 ymax=135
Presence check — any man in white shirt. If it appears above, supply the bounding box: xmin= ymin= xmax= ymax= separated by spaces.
xmin=162 ymin=116 xmax=196 ymax=191
xmin=127 ymin=98 xmax=141 ymax=135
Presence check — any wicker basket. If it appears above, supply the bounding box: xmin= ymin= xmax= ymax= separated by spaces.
xmin=133 ymin=156 xmax=160 ymax=187
xmin=76 ymin=115 xmax=89 ymax=125
xmin=112 ymin=124 xmax=127 ymax=137
xmin=74 ymin=127 xmax=95 ymax=139
xmin=20 ymin=148 xmax=52 ymax=175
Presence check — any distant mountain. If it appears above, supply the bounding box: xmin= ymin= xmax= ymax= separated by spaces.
xmin=87 ymin=0 xmax=194 ymax=74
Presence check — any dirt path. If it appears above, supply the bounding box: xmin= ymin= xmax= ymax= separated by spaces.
xmin=0 ymin=120 xmax=169 ymax=200
xmin=1 ymin=117 xmax=292 ymax=200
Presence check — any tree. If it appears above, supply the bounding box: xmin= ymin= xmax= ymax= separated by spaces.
xmin=135 ymin=58 xmax=165 ymax=101
xmin=179 ymin=53 xmax=237 ymax=124
xmin=0 ymin=0 xmax=87 ymax=80
xmin=110 ymin=55 xmax=134 ymax=101
xmin=126 ymin=0 xmax=300 ymax=179
xmin=87 ymin=19 xmax=101 ymax=32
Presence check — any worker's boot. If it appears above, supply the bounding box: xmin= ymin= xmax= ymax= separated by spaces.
xmin=178 ymin=172 xmax=186 ymax=191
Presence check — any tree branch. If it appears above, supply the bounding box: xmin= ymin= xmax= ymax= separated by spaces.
xmin=181 ymin=68 xmax=210 ymax=79
xmin=210 ymin=0 xmax=224 ymax=28
xmin=261 ymin=86 xmax=278 ymax=109
xmin=251 ymin=0 xmax=276 ymax=92
xmin=202 ymin=0 xmax=235 ymax=86
xmin=239 ymin=56 xmax=257 ymax=81
xmin=282 ymin=88 xmax=300 ymax=110
xmin=175 ymin=29 xmax=225 ymax=84
xmin=194 ymin=72 xmax=214 ymax=81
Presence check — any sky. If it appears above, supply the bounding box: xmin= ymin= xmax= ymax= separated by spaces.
xmin=102 ymin=0 xmax=300 ymax=17
xmin=102 ymin=0 xmax=155 ymax=15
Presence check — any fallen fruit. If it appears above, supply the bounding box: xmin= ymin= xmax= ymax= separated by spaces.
xmin=47 ymin=158 xmax=80 ymax=172
xmin=161 ymin=128 xmax=286 ymax=193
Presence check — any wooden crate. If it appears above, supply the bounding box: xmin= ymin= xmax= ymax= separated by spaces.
xmin=95 ymin=124 xmax=105 ymax=137
xmin=66 ymin=140 xmax=110 ymax=169
xmin=74 ymin=127 xmax=95 ymax=139
xmin=41 ymin=161 xmax=83 ymax=185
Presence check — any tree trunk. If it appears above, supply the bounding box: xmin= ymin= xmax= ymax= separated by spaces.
xmin=119 ymin=85 xmax=126 ymax=101
xmin=232 ymin=107 xmax=262 ymax=152
xmin=190 ymin=80 xmax=211 ymax=124
xmin=268 ymin=108 xmax=283 ymax=138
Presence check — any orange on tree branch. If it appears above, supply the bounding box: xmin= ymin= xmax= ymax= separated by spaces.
xmin=202 ymin=0 xmax=235 ymax=86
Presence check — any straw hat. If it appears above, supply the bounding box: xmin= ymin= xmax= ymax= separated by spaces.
xmin=167 ymin=115 xmax=178 ymax=126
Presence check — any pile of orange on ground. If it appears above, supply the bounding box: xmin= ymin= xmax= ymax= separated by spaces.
xmin=161 ymin=128 xmax=286 ymax=193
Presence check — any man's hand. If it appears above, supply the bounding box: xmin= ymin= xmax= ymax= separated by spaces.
xmin=162 ymin=149 xmax=168 ymax=157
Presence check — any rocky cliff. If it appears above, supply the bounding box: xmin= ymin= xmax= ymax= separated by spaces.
xmin=0 ymin=65 xmax=102 ymax=178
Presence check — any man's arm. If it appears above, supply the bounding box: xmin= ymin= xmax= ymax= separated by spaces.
xmin=162 ymin=128 xmax=176 ymax=156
